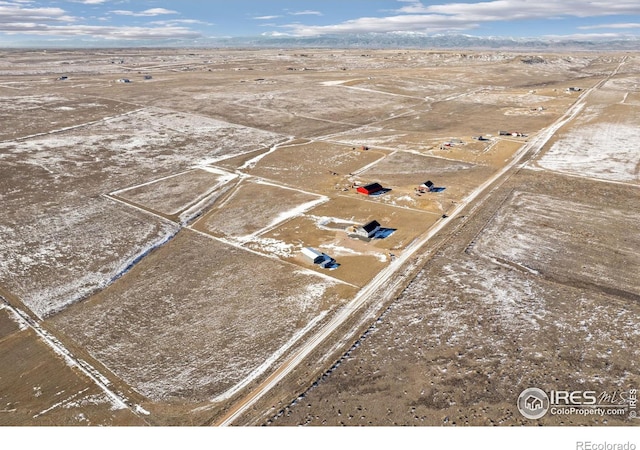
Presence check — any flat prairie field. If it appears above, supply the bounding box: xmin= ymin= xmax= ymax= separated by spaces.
xmin=0 ymin=49 xmax=638 ymax=426
xmin=48 ymin=231 xmax=355 ymax=406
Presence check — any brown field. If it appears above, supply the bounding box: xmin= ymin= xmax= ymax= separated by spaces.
xmin=194 ymin=179 xmax=324 ymax=239
xmin=113 ymin=168 xmax=237 ymax=220
xmin=0 ymin=305 xmax=144 ymax=426
xmin=0 ymin=48 xmax=638 ymax=427
xmin=48 ymin=231 xmax=355 ymax=415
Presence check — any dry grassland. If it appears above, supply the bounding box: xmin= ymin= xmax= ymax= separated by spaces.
xmin=48 ymin=231 xmax=355 ymax=415
xmin=0 ymin=49 xmax=637 ymax=426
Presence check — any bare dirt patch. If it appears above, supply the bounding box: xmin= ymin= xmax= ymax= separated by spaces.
xmin=357 ymin=150 xmax=493 ymax=213
xmin=253 ymin=195 xmax=440 ymax=286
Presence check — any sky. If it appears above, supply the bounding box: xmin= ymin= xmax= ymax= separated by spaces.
xmin=2 ymin=0 xmax=640 ymax=46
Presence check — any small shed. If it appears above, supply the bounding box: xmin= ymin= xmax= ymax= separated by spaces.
xmin=355 ymin=220 xmax=381 ymax=239
xmin=301 ymin=247 xmax=326 ymax=265
xmin=357 ymin=182 xmax=383 ymax=196
xmin=301 ymin=247 xmax=337 ymax=268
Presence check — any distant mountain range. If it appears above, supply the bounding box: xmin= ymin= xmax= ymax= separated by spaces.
xmin=8 ymin=33 xmax=640 ymax=50
xmin=188 ymin=33 xmax=640 ymax=51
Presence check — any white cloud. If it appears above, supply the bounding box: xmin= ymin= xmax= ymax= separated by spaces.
xmin=397 ymin=0 xmax=640 ymax=18
xmin=282 ymin=0 xmax=640 ymax=36
xmin=254 ymin=15 xmax=281 ymax=21
xmin=1 ymin=22 xmax=201 ymax=39
xmin=579 ymin=22 xmax=640 ymax=30
xmin=151 ymin=19 xmax=211 ymax=26
xmin=0 ymin=2 xmax=200 ymax=40
xmin=284 ymin=14 xmax=477 ymax=36
xmin=111 ymin=8 xmax=178 ymax=17
xmin=290 ymin=10 xmax=322 ymax=17
xmin=0 ymin=4 xmax=76 ymax=23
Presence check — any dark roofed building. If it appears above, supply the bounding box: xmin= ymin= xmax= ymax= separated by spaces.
xmin=421 ymin=180 xmax=434 ymax=190
xmin=355 ymin=220 xmax=381 ymax=239
xmin=357 ymin=182 xmax=384 ymax=196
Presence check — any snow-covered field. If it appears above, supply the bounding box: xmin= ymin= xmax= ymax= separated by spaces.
xmin=535 ymin=64 xmax=640 ymax=184
xmin=537 ymin=122 xmax=640 ymax=183
xmin=0 ymin=104 xmax=285 ymax=318
xmin=0 ymin=197 xmax=179 ymax=318
xmin=473 ymin=191 xmax=640 ymax=295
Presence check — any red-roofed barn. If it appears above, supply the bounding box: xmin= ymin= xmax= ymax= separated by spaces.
xmin=357 ymin=182 xmax=384 ymax=196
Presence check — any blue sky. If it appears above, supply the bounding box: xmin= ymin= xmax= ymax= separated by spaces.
xmin=2 ymin=0 xmax=640 ymax=46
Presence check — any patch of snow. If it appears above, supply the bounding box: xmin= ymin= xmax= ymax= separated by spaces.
xmin=134 ymin=404 xmax=151 ymax=415
xmin=247 ymin=237 xmax=295 ymax=258
xmin=307 ymin=215 xmax=355 ymax=230
xmin=395 ymin=195 xmax=417 ymax=204
xmin=240 ymin=139 xmax=290 ymax=170
xmin=320 ymin=244 xmax=361 ymax=256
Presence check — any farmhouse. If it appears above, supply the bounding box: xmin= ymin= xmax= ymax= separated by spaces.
xmin=421 ymin=180 xmax=434 ymax=191
xmin=355 ymin=220 xmax=381 ymax=239
xmin=357 ymin=182 xmax=384 ymax=196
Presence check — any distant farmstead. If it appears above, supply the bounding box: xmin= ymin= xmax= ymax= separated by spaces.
xmin=357 ymin=183 xmax=384 ymax=196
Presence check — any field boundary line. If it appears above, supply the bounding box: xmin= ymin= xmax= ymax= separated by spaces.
xmin=0 ymin=293 xmax=148 ymax=422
